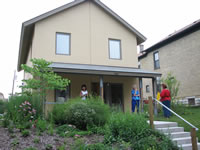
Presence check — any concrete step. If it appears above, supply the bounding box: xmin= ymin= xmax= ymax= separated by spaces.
xmin=172 ymin=137 xmax=191 ymax=145
xmin=165 ymin=132 xmax=190 ymax=139
xmin=156 ymin=127 xmax=184 ymax=133
xmin=178 ymin=143 xmax=200 ymax=150
xmin=153 ymin=121 xmax=178 ymax=128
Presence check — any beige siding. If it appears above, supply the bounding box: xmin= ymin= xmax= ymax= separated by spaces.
xmin=24 ymin=45 xmax=33 ymax=80
xmin=140 ymin=30 xmax=200 ymax=99
xmin=31 ymin=1 xmax=138 ymax=68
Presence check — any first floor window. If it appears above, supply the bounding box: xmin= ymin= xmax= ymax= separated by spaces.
xmin=109 ymin=39 xmax=121 ymax=59
xmin=55 ymin=85 xmax=70 ymax=102
xmin=56 ymin=33 xmax=70 ymax=55
xmin=146 ymin=85 xmax=150 ymax=93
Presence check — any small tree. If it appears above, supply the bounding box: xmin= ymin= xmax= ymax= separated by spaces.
xmin=21 ymin=58 xmax=70 ymax=115
xmin=161 ymin=72 xmax=180 ymax=102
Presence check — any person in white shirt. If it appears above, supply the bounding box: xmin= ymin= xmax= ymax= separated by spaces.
xmin=80 ymin=84 xmax=88 ymax=100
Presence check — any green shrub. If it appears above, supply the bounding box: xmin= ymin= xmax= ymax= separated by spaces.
xmin=52 ymin=97 xmax=110 ymax=130
xmin=33 ymin=137 xmax=40 ymax=143
xmin=105 ymin=112 xmax=149 ymax=143
xmin=36 ymin=118 xmax=47 ymax=132
xmin=2 ymin=118 xmax=10 ymax=128
xmin=86 ymin=143 xmax=112 ymax=150
xmin=45 ymin=144 xmax=53 ymax=150
xmin=56 ymin=124 xmax=79 ymax=137
xmin=131 ymin=129 xmax=179 ymax=150
xmin=5 ymin=95 xmax=42 ymax=124
xmin=21 ymin=130 xmax=30 ymax=137
xmin=0 ymin=100 xmax=8 ymax=114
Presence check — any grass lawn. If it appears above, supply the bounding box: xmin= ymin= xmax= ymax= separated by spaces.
xmin=154 ymin=105 xmax=200 ymax=141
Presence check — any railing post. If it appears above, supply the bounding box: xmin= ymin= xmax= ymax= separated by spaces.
xmin=191 ymin=128 xmax=198 ymax=150
xmin=148 ymin=96 xmax=154 ymax=129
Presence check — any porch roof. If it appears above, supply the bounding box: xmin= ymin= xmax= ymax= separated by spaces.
xmin=50 ymin=63 xmax=161 ymax=78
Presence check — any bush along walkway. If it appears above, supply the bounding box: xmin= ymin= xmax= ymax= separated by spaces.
xmin=154 ymin=121 xmax=200 ymax=150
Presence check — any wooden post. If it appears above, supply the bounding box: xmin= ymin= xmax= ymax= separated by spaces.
xmin=191 ymin=128 xmax=198 ymax=150
xmin=148 ymin=96 xmax=154 ymax=129
xmin=100 ymin=76 xmax=104 ymax=100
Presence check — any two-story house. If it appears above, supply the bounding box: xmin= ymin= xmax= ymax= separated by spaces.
xmin=139 ymin=19 xmax=200 ymax=102
xmin=17 ymin=0 xmax=161 ymax=113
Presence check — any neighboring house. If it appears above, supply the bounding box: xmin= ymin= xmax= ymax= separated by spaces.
xmin=139 ymin=19 xmax=200 ymax=101
xmin=17 ymin=0 xmax=160 ymax=113
xmin=0 ymin=92 xmax=5 ymax=101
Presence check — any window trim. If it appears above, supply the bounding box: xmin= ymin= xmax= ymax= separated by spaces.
xmin=108 ymin=38 xmax=122 ymax=60
xmin=54 ymin=84 xmax=71 ymax=102
xmin=55 ymin=32 xmax=71 ymax=56
xmin=153 ymin=51 xmax=160 ymax=70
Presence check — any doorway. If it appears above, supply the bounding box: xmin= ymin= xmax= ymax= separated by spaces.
xmin=91 ymin=82 xmax=124 ymax=111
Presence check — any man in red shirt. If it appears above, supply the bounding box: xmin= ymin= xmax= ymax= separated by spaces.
xmin=160 ymin=84 xmax=171 ymax=118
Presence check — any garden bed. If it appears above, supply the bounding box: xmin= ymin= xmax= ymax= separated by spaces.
xmin=0 ymin=126 xmax=104 ymax=150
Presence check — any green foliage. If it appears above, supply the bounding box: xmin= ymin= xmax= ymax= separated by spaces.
xmin=57 ymin=145 xmax=66 ymax=150
xmin=45 ymin=144 xmax=53 ymax=150
xmin=47 ymin=124 xmax=54 ymax=135
xmin=0 ymin=100 xmax=8 ymax=114
xmin=161 ymin=72 xmax=180 ymax=101
xmin=56 ymin=124 xmax=79 ymax=137
xmin=131 ymin=129 xmax=179 ymax=150
xmin=36 ymin=118 xmax=47 ymax=132
xmin=2 ymin=118 xmax=10 ymax=128
xmin=105 ymin=112 xmax=149 ymax=143
xmin=11 ymin=138 xmax=19 ymax=147
xmin=4 ymin=95 xmax=41 ymax=126
xmin=52 ymin=97 xmax=110 ymax=130
xmin=86 ymin=143 xmax=112 ymax=150
xmin=33 ymin=137 xmax=40 ymax=143
xmin=71 ymin=139 xmax=86 ymax=150
xmin=25 ymin=147 xmax=37 ymax=150
xmin=21 ymin=130 xmax=30 ymax=137
xmin=21 ymin=58 xmax=70 ymax=114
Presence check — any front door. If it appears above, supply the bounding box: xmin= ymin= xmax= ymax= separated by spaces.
xmin=91 ymin=82 xmax=124 ymax=111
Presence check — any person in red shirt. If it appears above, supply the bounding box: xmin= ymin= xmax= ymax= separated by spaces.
xmin=160 ymin=84 xmax=171 ymax=118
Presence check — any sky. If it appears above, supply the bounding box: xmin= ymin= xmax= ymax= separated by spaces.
xmin=0 ymin=0 xmax=199 ymax=98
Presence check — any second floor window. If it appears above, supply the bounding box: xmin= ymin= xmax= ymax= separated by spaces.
xmin=109 ymin=39 xmax=121 ymax=59
xmin=153 ymin=51 xmax=160 ymax=69
xmin=56 ymin=33 xmax=70 ymax=55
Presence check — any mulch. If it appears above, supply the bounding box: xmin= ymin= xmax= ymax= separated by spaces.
xmin=0 ymin=127 xmax=104 ymax=150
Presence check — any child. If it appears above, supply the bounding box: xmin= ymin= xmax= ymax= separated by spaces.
xmin=80 ymin=84 xmax=88 ymax=100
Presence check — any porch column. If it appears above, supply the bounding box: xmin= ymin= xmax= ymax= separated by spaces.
xmin=100 ymin=76 xmax=104 ymax=99
xmin=139 ymin=77 xmax=144 ymax=112
xmin=152 ymin=77 xmax=158 ymax=116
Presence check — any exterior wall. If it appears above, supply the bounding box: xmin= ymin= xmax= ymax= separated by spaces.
xmin=45 ymin=74 xmax=138 ymax=113
xmin=140 ymin=30 xmax=200 ymax=99
xmin=24 ymin=45 xmax=33 ymax=80
xmin=31 ymin=1 xmax=138 ymax=68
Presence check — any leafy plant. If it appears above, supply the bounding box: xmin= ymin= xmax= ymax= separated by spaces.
xmin=52 ymin=97 xmax=110 ymax=130
xmin=104 ymin=112 xmax=149 ymax=143
xmin=36 ymin=118 xmax=47 ymax=132
xmin=131 ymin=129 xmax=179 ymax=150
xmin=25 ymin=147 xmax=37 ymax=150
xmin=47 ymin=124 xmax=54 ymax=135
xmin=33 ymin=137 xmax=40 ymax=143
xmin=0 ymin=100 xmax=7 ymax=114
xmin=21 ymin=129 xmax=30 ymax=137
xmin=11 ymin=138 xmax=19 ymax=147
xmin=21 ymin=58 xmax=70 ymax=115
xmin=57 ymin=145 xmax=66 ymax=150
xmin=45 ymin=144 xmax=53 ymax=150
xmin=2 ymin=118 xmax=10 ymax=128
xmin=161 ymin=72 xmax=180 ymax=102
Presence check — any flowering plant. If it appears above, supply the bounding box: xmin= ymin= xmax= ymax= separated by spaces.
xmin=18 ymin=101 xmax=36 ymax=123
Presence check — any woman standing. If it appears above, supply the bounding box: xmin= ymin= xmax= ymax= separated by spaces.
xmin=160 ymin=84 xmax=171 ymax=118
xmin=131 ymin=85 xmax=140 ymax=113
xmin=80 ymin=84 xmax=88 ymax=100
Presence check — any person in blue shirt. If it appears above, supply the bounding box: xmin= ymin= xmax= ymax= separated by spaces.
xmin=131 ymin=85 xmax=140 ymax=113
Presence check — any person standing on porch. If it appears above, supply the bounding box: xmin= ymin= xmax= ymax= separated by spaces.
xmin=131 ymin=85 xmax=140 ymax=113
xmin=160 ymin=84 xmax=171 ymax=118
xmin=80 ymin=84 xmax=88 ymax=100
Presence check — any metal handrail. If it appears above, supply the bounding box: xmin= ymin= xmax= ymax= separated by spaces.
xmin=153 ymin=98 xmax=199 ymax=131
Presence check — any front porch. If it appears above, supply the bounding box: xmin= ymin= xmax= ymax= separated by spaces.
xmin=46 ymin=63 xmax=161 ymax=113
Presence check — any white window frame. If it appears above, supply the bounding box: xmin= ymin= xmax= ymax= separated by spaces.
xmin=108 ymin=39 xmax=122 ymax=60
xmin=153 ymin=51 xmax=160 ymax=69
xmin=56 ymin=32 xmax=71 ymax=55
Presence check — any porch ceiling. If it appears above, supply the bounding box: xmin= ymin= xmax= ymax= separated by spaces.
xmin=50 ymin=63 xmax=161 ymax=78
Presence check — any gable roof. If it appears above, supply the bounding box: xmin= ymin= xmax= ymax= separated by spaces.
xmin=138 ymin=19 xmax=200 ymax=60
xmin=18 ymin=0 xmax=146 ymax=71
